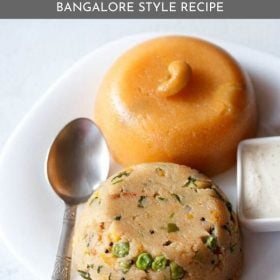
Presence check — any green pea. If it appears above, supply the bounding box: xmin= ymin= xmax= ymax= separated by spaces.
xmin=119 ymin=259 xmax=132 ymax=273
xmin=152 ymin=255 xmax=167 ymax=271
xmin=170 ymin=262 xmax=185 ymax=280
xmin=136 ymin=253 xmax=153 ymax=270
xmin=182 ymin=176 xmax=197 ymax=188
xmin=205 ymin=235 xmax=218 ymax=251
xmin=112 ymin=242 xmax=130 ymax=257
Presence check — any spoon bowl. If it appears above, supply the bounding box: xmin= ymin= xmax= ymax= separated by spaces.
xmin=47 ymin=118 xmax=109 ymax=204
xmin=46 ymin=118 xmax=109 ymax=280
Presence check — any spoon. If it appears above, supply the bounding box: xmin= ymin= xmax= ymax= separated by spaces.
xmin=46 ymin=118 xmax=110 ymax=280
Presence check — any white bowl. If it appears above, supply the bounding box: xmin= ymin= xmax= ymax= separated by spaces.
xmin=237 ymin=136 xmax=280 ymax=232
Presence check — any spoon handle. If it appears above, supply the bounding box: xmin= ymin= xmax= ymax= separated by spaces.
xmin=52 ymin=204 xmax=77 ymax=280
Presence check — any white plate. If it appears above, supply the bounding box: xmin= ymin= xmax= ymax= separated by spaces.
xmin=1 ymin=33 xmax=280 ymax=280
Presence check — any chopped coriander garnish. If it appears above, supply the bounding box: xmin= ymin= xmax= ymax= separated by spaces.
xmin=167 ymin=223 xmax=179 ymax=233
xmin=154 ymin=193 xmax=167 ymax=201
xmin=111 ymin=170 xmax=132 ymax=184
xmin=137 ymin=196 xmax=147 ymax=208
xmin=169 ymin=212 xmax=175 ymax=219
xmin=202 ymin=235 xmax=218 ymax=252
xmin=206 ymin=235 xmax=217 ymax=250
xmin=86 ymin=264 xmax=94 ymax=269
xmin=97 ymin=265 xmax=103 ymax=273
xmin=171 ymin=193 xmax=182 ymax=204
xmin=112 ymin=179 xmax=123 ymax=184
xmin=183 ymin=177 xmax=213 ymax=189
xmin=182 ymin=176 xmax=197 ymax=187
xmin=78 ymin=270 xmax=92 ymax=280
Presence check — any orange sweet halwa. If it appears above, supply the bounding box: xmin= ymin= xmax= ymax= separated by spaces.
xmin=94 ymin=36 xmax=257 ymax=175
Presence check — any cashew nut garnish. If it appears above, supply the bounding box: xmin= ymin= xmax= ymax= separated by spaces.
xmin=157 ymin=60 xmax=192 ymax=97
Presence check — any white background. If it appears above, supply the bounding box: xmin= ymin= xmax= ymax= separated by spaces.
xmin=0 ymin=19 xmax=280 ymax=279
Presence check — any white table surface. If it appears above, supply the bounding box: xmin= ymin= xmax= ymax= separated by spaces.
xmin=1 ymin=19 xmax=280 ymax=279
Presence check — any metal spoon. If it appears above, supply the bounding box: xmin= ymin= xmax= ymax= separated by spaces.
xmin=46 ymin=118 xmax=110 ymax=280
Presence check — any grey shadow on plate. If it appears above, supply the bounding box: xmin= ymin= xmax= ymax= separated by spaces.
xmin=238 ymin=70 xmax=280 ymax=279
xmin=249 ymin=70 xmax=280 ymax=137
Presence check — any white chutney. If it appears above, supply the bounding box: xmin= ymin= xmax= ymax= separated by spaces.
xmin=242 ymin=141 xmax=280 ymax=219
